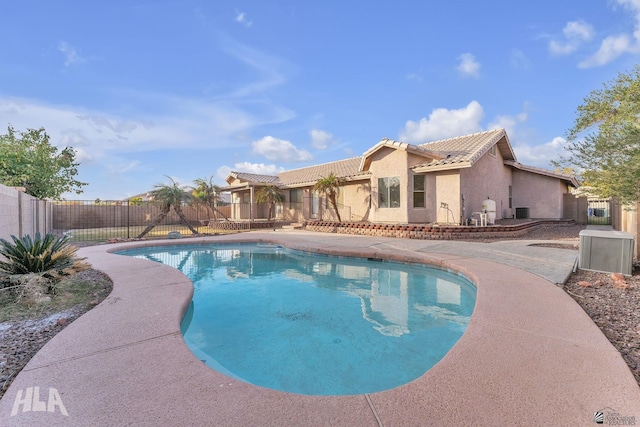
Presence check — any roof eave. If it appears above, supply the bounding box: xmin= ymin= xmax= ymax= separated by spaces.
xmin=277 ymin=173 xmax=372 ymax=189
xmin=505 ymin=160 xmax=579 ymax=187
xmin=219 ymin=183 xmax=249 ymax=192
xmin=412 ymin=162 xmax=472 ymax=173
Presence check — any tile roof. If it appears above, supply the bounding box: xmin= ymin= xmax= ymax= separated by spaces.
xmin=412 ymin=128 xmax=513 ymax=171
xmin=227 ymin=172 xmax=280 ymax=184
xmin=226 ymin=157 xmax=369 ymax=188
xmin=277 ymin=157 xmax=368 ymax=186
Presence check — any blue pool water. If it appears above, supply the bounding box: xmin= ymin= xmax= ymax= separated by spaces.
xmin=118 ymin=243 xmax=476 ymax=396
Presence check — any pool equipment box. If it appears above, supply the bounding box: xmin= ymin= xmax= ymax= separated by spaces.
xmin=578 ymin=229 xmax=635 ymax=276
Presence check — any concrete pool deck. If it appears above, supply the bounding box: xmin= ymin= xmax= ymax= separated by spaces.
xmin=1 ymin=230 xmax=639 ymax=426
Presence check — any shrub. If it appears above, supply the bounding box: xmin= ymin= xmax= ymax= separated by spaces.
xmin=0 ymin=233 xmax=91 ymax=293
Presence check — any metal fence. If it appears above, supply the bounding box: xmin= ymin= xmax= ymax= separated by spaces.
xmin=587 ymin=199 xmax=612 ymax=225
xmin=51 ymin=200 xmax=234 ymax=242
xmin=50 ymin=200 xmax=309 ymax=243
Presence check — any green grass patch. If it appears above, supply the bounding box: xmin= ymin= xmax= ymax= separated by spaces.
xmin=65 ymin=225 xmax=238 ymax=242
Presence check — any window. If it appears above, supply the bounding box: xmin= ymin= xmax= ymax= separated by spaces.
xmin=413 ymin=175 xmax=425 ymax=208
xmin=508 ymin=185 xmax=512 ymax=209
xmin=489 ymin=144 xmax=496 ymax=156
xmin=290 ymin=189 xmax=303 ymax=204
xmin=378 ymin=177 xmax=400 ymax=208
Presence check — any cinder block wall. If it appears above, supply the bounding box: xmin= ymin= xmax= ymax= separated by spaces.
xmin=0 ymin=184 xmax=52 ymax=241
xmin=0 ymin=185 xmax=21 ymax=241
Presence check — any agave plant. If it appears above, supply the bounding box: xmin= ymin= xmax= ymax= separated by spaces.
xmin=0 ymin=233 xmax=90 ymax=286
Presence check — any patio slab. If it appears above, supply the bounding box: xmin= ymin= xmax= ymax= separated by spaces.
xmin=1 ymin=230 xmax=638 ymax=426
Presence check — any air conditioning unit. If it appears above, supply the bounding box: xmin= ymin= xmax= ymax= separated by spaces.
xmin=579 ymin=230 xmax=635 ymax=275
xmin=515 ymin=207 xmax=529 ymax=219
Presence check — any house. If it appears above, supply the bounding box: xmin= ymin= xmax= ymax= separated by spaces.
xmin=223 ymin=128 xmax=579 ymax=225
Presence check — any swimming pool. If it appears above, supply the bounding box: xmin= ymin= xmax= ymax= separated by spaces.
xmin=118 ymin=243 xmax=476 ymax=395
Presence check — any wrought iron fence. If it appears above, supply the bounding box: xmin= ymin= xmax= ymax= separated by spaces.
xmin=49 ymin=200 xmax=307 ymax=243
xmin=587 ymin=199 xmax=612 ymax=225
xmin=51 ymin=200 xmax=234 ymax=242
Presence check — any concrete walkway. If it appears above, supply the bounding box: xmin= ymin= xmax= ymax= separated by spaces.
xmin=1 ymin=231 xmax=639 ymax=426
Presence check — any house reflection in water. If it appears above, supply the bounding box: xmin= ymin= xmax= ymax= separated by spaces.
xmin=286 ymin=255 xmax=474 ymax=338
xmin=132 ymin=245 xmax=475 ymax=337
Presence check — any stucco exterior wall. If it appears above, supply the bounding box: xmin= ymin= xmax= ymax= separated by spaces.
xmin=368 ymin=147 xmax=409 ymax=223
xmin=511 ymin=170 xmax=568 ymax=218
xmin=435 ymin=172 xmax=461 ymax=224
xmin=406 ymin=153 xmax=433 ymax=223
xmin=405 ymin=172 xmax=430 ymax=223
xmin=460 ymin=148 xmax=512 ymax=222
xmin=339 ymin=180 xmax=370 ymax=222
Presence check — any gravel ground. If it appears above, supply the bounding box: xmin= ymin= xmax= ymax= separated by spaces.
xmin=0 ymin=269 xmax=113 ymax=399
xmin=1 ymin=224 xmax=638 ymax=401
xmin=563 ymin=266 xmax=640 ymax=384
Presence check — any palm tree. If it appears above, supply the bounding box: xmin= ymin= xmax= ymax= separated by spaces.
xmin=313 ymin=172 xmax=343 ymax=222
xmin=255 ymin=185 xmax=285 ymax=220
xmin=137 ymin=177 xmax=199 ymax=238
xmin=192 ymin=176 xmax=229 ymax=221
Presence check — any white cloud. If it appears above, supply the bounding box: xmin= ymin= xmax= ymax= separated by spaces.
xmin=217 ymin=162 xmax=284 ymax=182
xmin=548 ymin=20 xmax=594 ymax=56
xmin=579 ymin=34 xmax=634 ymax=68
xmin=509 ymin=49 xmax=530 ymax=69
xmin=564 ymin=20 xmax=595 ymax=40
xmin=456 ymin=53 xmax=480 ymax=79
xmin=549 ymin=40 xmax=578 ymax=56
xmin=487 ymin=108 xmax=528 ymax=139
xmin=216 ymin=165 xmax=233 ymax=182
xmin=235 ymin=11 xmax=252 ymax=27
xmin=252 ymin=136 xmax=312 ymax=162
xmin=399 ymin=101 xmax=484 ymax=143
xmin=310 ymin=129 xmax=334 ymax=149
xmin=512 ymin=136 xmax=567 ymax=167
xmin=0 ymin=94 xmax=293 ymax=161
xmin=234 ymin=162 xmax=284 ymax=175
xmin=107 ymin=160 xmax=142 ymax=175
xmin=71 ymin=146 xmax=93 ymax=163
xmin=58 ymin=42 xmax=85 ymax=66
xmin=217 ymin=35 xmax=291 ymax=98
xmin=545 ymin=10 xmax=638 ymax=67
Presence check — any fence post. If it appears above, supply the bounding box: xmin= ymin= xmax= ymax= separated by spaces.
xmin=18 ymin=191 xmax=23 ymax=237
xmin=127 ymin=201 xmax=130 ymax=239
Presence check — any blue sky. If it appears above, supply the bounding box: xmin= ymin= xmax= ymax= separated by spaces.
xmin=2 ymin=1 xmax=640 ymax=200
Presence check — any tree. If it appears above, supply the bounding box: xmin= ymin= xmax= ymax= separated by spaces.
xmin=0 ymin=126 xmax=86 ymax=199
xmin=191 ymin=176 xmax=229 ymax=221
xmin=554 ymin=66 xmax=640 ymax=204
xmin=255 ymin=185 xmax=285 ymax=220
xmin=137 ymin=177 xmax=199 ymax=238
xmin=128 ymin=196 xmax=143 ymax=206
xmin=313 ymin=172 xmax=343 ymax=222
